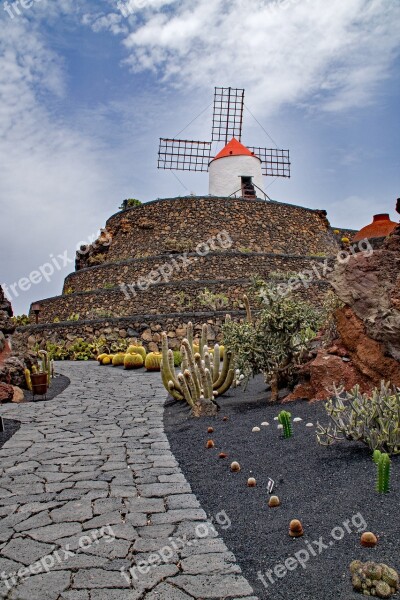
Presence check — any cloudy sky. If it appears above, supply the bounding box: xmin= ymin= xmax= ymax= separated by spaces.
xmin=0 ymin=0 xmax=399 ymax=315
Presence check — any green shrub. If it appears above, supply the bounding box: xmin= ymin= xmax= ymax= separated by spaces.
xmin=11 ymin=314 xmax=30 ymax=326
xmin=223 ymin=281 xmax=321 ymax=401
xmin=119 ymin=198 xmax=142 ymax=210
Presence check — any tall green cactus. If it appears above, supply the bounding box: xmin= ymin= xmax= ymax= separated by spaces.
xmin=278 ymin=410 xmax=293 ymax=439
xmin=160 ymin=322 xmax=235 ymax=416
xmin=373 ymin=450 xmax=391 ymax=493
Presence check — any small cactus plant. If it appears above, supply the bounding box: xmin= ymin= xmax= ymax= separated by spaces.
xmin=373 ymin=450 xmax=391 ymax=493
xmin=124 ymin=353 xmax=144 ymax=370
xmin=127 ymin=345 xmax=147 ymax=359
xmin=112 ymin=353 xmax=126 ymax=367
xmin=278 ymin=410 xmax=293 ymax=439
xmin=145 ymin=352 xmax=162 ymax=371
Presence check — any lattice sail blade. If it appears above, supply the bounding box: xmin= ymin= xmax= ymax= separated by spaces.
xmin=212 ymin=87 xmax=245 ymax=143
xmin=158 ymin=138 xmax=212 ymax=172
xmin=249 ymin=147 xmax=291 ymax=178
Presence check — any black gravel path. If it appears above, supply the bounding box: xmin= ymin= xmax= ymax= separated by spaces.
xmin=165 ymin=376 xmax=400 ymax=600
xmin=0 ymin=418 xmax=20 ymax=450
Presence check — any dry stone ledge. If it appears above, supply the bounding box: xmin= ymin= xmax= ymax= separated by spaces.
xmin=0 ymin=362 xmax=257 ymax=600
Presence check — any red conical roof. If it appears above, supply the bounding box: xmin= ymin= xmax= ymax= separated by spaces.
xmin=214 ymin=138 xmax=256 ymax=160
xmin=353 ymin=214 xmax=398 ymax=241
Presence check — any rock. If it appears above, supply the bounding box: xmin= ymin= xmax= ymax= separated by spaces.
xmin=12 ymin=386 xmax=25 ymax=403
xmin=0 ymin=382 xmax=14 ymax=403
xmin=330 ymin=221 xmax=400 ymax=362
xmin=285 ymin=349 xmax=372 ymax=402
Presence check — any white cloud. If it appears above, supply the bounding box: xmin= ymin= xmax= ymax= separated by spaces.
xmin=115 ymin=0 xmax=400 ymax=115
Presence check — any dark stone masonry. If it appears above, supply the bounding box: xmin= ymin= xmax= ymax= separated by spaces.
xmin=22 ymin=196 xmax=342 ymax=347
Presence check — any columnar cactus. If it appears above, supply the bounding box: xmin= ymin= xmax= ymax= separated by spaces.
xmin=160 ymin=322 xmax=235 ymax=416
xmin=373 ymin=450 xmax=391 ymax=493
xmin=278 ymin=410 xmax=293 ymax=439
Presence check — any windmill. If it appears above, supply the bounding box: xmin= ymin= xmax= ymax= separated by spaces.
xmin=157 ymin=87 xmax=291 ymax=200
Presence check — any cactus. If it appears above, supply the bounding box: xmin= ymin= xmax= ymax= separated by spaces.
xmin=127 ymin=345 xmax=147 ymax=359
xmin=278 ymin=410 xmax=293 ymax=439
xmin=101 ymin=356 xmax=112 ymax=365
xmin=112 ymin=353 xmax=126 ymax=367
xmin=38 ymin=350 xmax=51 ymax=385
xmin=24 ymin=368 xmax=32 ymax=391
xmin=145 ymin=352 xmax=162 ymax=371
xmin=160 ymin=322 xmax=235 ymax=417
xmin=316 ymin=382 xmax=400 ymax=455
xmin=124 ymin=353 xmax=144 ymax=370
xmin=373 ymin=451 xmax=391 ymax=493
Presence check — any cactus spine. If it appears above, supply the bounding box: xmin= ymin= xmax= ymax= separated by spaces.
xmin=278 ymin=410 xmax=293 ymax=439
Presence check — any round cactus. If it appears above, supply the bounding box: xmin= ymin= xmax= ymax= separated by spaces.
xmin=124 ymin=353 xmax=144 ymax=370
xmin=97 ymin=353 xmax=108 ymax=363
xmin=145 ymin=352 xmax=162 ymax=372
xmin=112 ymin=353 xmax=126 ymax=367
xmin=101 ymin=356 xmax=112 ymax=365
xmin=127 ymin=345 xmax=147 ymax=359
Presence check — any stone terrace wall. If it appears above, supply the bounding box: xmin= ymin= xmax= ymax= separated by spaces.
xmin=30 ymin=279 xmax=331 ymax=324
xmin=92 ymin=197 xmax=338 ymax=265
xmin=19 ymin=312 xmax=239 ymax=353
xmin=64 ymin=252 xmax=332 ymax=294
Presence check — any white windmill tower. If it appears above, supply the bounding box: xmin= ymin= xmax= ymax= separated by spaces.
xmin=158 ymin=87 xmax=291 ymax=199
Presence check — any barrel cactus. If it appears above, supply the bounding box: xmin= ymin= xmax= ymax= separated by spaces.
xmin=127 ymin=345 xmax=147 ymax=359
xmin=145 ymin=352 xmax=162 ymax=371
xmin=112 ymin=353 xmax=126 ymax=367
xmin=124 ymin=353 xmax=144 ymax=370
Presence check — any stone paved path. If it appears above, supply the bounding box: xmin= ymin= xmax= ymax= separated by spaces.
xmin=0 ymin=362 xmax=257 ymax=600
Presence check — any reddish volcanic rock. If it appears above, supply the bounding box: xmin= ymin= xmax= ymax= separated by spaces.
xmin=0 ymin=382 xmax=14 ymax=403
xmin=285 ymin=349 xmax=371 ymax=402
xmin=335 ymin=307 xmax=400 ymax=387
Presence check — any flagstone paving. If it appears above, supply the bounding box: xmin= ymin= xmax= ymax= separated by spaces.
xmin=0 ymin=362 xmax=257 ymax=600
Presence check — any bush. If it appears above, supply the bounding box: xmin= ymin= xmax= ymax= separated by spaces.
xmin=316 ymin=382 xmax=400 ymax=455
xmin=11 ymin=314 xmax=30 ymax=326
xmin=119 ymin=198 xmax=142 ymax=210
xmin=223 ymin=281 xmax=321 ymax=401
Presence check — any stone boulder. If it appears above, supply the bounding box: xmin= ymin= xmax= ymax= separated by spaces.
xmin=0 ymin=382 xmax=14 ymax=403
xmin=330 ymin=223 xmax=400 ymax=362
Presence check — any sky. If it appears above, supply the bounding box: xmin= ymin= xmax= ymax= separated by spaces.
xmin=0 ymin=0 xmax=399 ymax=315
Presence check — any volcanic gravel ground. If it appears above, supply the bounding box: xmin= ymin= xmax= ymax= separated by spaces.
xmin=165 ymin=375 xmax=400 ymax=600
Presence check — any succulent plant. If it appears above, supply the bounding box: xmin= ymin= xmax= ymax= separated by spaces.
xmin=278 ymin=410 xmax=293 ymax=439
xmin=101 ymin=356 xmax=112 ymax=365
xmin=145 ymin=352 xmax=162 ymax=372
xmin=268 ymin=496 xmax=281 ymax=508
xmin=206 ymin=440 xmax=215 ymax=449
xmin=373 ymin=451 xmax=391 ymax=493
xmin=230 ymin=461 xmax=241 ymax=472
xmin=24 ymin=368 xmax=32 ymax=391
xmin=350 ymin=561 xmax=399 ymax=598
xmin=97 ymin=353 xmax=108 ymax=363
xmin=247 ymin=478 xmax=257 ymax=487
xmin=208 ymin=427 xmax=214 ymax=433
xmin=316 ymin=382 xmax=400 ymax=455
xmin=127 ymin=345 xmax=147 ymax=359
xmin=160 ymin=321 xmax=235 ymax=417
xmin=124 ymin=353 xmax=144 ymax=370
xmin=361 ymin=532 xmax=378 ymax=548
xmin=289 ymin=519 xmax=304 ymax=538
xmin=112 ymin=353 xmax=126 ymax=367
